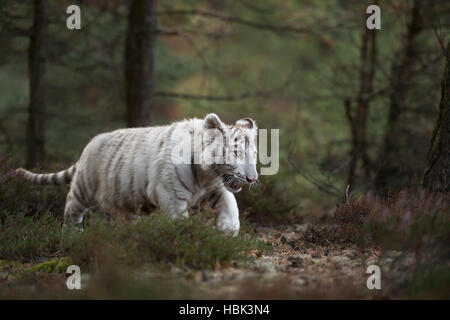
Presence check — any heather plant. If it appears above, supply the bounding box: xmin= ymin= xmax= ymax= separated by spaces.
xmin=0 ymin=156 xmax=67 ymax=219
xmin=236 ymin=175 xmax=299 ymax=223
xmin=302 ymin=189 xmax=450 ymax=250
xmin=301 ymin=189 xmax=450 ymax=298
xmin=61 ymin=213 xmax=270 ymax=270
xmin=0 ymin=212 xmax=61 ymax=261
xmin=0 ymin=210 xmax=269 ymax=270
xmin=364 ymin=190 xmax=450 ymax=250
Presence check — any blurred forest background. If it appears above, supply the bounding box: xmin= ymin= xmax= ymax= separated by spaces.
xmin=1 ymin=0 xmax=449 ymax=214
xmin=0 ymin=0 xmax=450 ymax=299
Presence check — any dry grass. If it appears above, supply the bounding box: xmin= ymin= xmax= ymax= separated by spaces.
xmin=302 ymin=190 xmax=450 ymax=249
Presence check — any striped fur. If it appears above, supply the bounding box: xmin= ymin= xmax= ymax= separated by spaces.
xmin=16 ymin=165 xmax=76 ymax=185
xmin=16 ymin=114 xmax=258 ymax=236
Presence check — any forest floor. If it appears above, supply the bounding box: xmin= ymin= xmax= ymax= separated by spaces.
xmin=0 ymin=222 xmax=415 ymax=299
xmin=169 ymin=223 xmax=414 ymax=299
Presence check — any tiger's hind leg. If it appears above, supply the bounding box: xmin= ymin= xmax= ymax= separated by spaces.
xmin=62 ymin=188 xmax=91 ymax=232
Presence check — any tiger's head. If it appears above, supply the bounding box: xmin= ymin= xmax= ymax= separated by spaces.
xmin=202 ymin=113 xmax=258 ymax=193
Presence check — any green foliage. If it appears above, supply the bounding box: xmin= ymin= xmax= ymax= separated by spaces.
xmin=301 ymin=189 xmax=450 ymax=299
xmin=236 ymin=176 xmax=298 ymax=223
xmin=0 ymin=212 xmax=61 ymax=261
xmin=302 ymin=190 xmax=450 ymax=250
xmin=62 ymin=213 xmax=267 ymax=270
xmin=26 ymin=259 xmax=58 ymax=273
xmin=0 ymin=210 xmax=268 ymax=271
xmin=24 ymin=257 xmax=73 ymax=273
xmin=0 ymin=157 xmax=67 ymax=219
xmin=0 ymin=263 xmax=199 ymax=299
xmin=407 ymin=266 xmax=450 ymax=299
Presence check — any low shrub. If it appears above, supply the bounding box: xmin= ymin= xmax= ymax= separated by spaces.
xmin=236 ymin=176 xmax=299 ymax=223
xmin=0 ymin=211 xmax=269 ymax=270
xmin=300 ymin=189 xmax=450 ymax=299
xmin=302 ymin=189 xmax=450 ymax=250
xmin=0 ymin=212 xmax=61 ymax=261
xmin=0 ymin=156 xmax=68 ymax=220
xmin=62 ymin=213 xmax=269 ymax=270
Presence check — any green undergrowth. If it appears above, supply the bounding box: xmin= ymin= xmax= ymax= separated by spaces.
xmin=301 ymin=190 xmax=450 ymax=250
xmin=301 ymin=189 xmax=450 ymax=299
xmin=0 ymin=211 xmax=270 ymax=272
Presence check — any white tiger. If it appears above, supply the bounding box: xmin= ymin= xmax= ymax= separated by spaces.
xmin=16 ymin=114 xmax=258 ymax=236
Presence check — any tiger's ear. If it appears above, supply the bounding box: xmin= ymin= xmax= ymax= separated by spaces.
xmin=235 ymin=118 xmax=256 ymax=129
xmin=204 ymin=113 xmax=224 ymax=130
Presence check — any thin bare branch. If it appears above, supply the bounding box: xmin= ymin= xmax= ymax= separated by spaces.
xmin=156 ymin=26 xmax=232 ymax=39
xmin=156 ymin=9 xmax=311 ymax=34
xmin=153 ymin=89 xmax=274 ymax=101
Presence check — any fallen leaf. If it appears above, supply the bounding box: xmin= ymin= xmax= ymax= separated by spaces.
xmin=251 ymin=250 xmax=262 ymax=258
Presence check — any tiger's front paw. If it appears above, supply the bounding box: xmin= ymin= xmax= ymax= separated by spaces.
xmin=217 ymin=219 xmax=240 ymax=237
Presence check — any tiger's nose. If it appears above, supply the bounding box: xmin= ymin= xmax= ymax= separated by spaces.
xmin=246 ymin=176 xmax=257 ymax=183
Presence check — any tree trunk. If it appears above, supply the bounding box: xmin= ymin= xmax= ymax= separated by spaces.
xmin=422 ymin=41 xmax=450 ymax=191
xmin=374 ymin=0 xmax=423 ymax=193
xmin=26 ymin=0 xmax=48 ymax=168
xmin=345 ymin=20 xmax=377 ymax=192
xmin=125 ymin=0 xmax=157 ymax=128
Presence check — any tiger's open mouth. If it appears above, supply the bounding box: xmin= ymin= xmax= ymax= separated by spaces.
xmin=222 ymin=174 xmax=245 ymax=193
xmin=228 ymin=180 xmax=243 ymax=192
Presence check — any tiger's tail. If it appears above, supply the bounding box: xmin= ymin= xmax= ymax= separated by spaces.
xmin=16 ymin=165 xmax=76 ymax=185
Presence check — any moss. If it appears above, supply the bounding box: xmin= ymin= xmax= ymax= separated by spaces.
xmin=27 ymin=259 xmax=58 ymax=273
xmin=55 ymin=257 xmax=74 ymax=273
xmin=25 ymin=257 xmax=73 ymax=274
